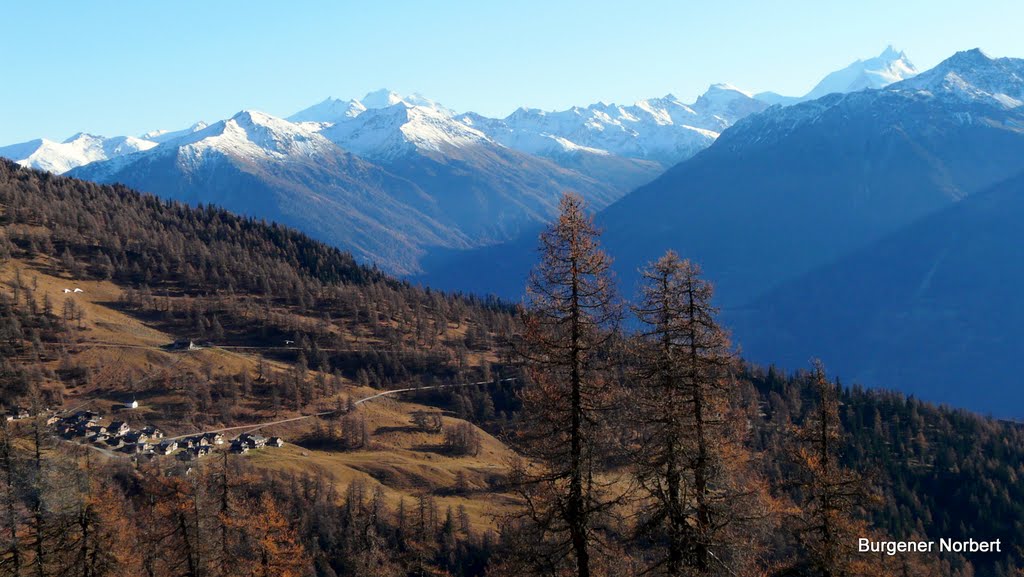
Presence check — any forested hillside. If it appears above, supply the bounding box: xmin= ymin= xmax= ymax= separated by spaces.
xmin=1 ymin=160 xmax=1022 ymax=576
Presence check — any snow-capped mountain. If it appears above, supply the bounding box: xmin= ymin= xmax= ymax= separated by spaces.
xmin=286 ymin=89 xmax=661 ymax=195
xmin=68 ymin=103 xmax=641 ymax=274
xmin=288 ymin=83 xmax=766 ymax=172
xmin=899 ymin=48 xmax=1024 ymax=108
xmin=453 ymin=84 xmax=762 ymax=167
xmin=0 ymin=133 xmax=157 ymax=174
xmin=280 ymin=89 xmax=657 ymax=246
xmin=804 ymin=45 xmax=918 ymax=100
xmin=359 ymin=89 xmax=448 ymax=112
xmin=323 ymin=102 xmax=645 ymax=242
xmin=77 ymin=111 xmax=341 ymax=183
xmin=288 ymin=98 xmax=366 ymax=124
xmin=70 ymin=109 xmax=466 ymax=273
xmin=288 ymin=89 xmax=449 ymax=125
xmin=0 ymin=121 xmax=213 ymax=174
xmin=728 ymin=49 xmax=1024 ymax=153
xmin=73 ymin=111 xmax=329 ymax=183
xmin=178 ymin=110 xmax=337 ymax=162
xmin=754 ymin=45 xmax=917 ymax=105
xmin=390 ymin=48 xmax=912 ymax=171
xmin=320 ymin=100 xmax=493 ymax=161
xmin=141 ymin=121 xmax=210 ymax=144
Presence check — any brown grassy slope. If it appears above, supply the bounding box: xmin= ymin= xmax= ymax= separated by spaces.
xmin=0 ymin=254 xmax=520 ymax=530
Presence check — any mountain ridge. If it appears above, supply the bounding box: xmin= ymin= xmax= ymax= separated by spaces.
xmin=733 ymin=168 xmax=1024 ymax=416
xmin=2 ymin=47 xmax=918 ymax=178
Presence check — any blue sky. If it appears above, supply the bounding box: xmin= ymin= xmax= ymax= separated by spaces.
xmin=2 ymin=0 xmax=1023 ymax=143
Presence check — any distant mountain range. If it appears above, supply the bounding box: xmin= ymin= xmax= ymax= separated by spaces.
xmin=422 ymin=49 xmax=1022 ymax=300
xmin=420 ymin=48 xmax=1024 ymax=416
xmin=597 ymin=48 xmax=1024 ymax=305
xmin=1 ymin=47 xmax=915 ymax=274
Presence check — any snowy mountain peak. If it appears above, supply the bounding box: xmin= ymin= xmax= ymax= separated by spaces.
xmin=946 ymin=48 xmax=991 ymax=65
xmin=686 ymin=84 xmax=771 ymax=132
xmin=286 ymin=82 xmax=764 ymax=166
xmin=466 ymin=90 xmax=740 ymax=166
xmin=320 ymin=100 xmax=489 ymax=160
xmin=803 ymin=46 xmax=917 ymax=100
xmin=0 ymin=132 xmax=157 ymax=174
xmin=704 ymin=83 xmax=754 ymax=98
xmin=62 ymin=132 xmax=103 ymax=144
xmin=230 ymin=109 xmax=274 ymax=125
xmin=287 ymin=90 xmax=449 ymax=126
xmin=360 ymin=89 xmax=447 ymax=112
xmin=167 ymin=109 xmax=336 ymax=168
xmin=141 ymin=122 xmax=209 ymax=144
xmin=694 ymin=84 xmax=757 ymax=109
xmin=360 ymin=89 xmax=407 ymax=109
xmin=288 ymin=97 xmax=366 ymax=124
xmin=879 ymin=44 xmax=905 ymax=60
xmin=898 ymin=49 xmax=1024 ymax=109
xmin=507 ymin=106 xmax=544 ymax=120
xmin=633 ymin=94 xmax=686 ymax=112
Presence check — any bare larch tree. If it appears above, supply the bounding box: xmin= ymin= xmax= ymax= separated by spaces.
xmin=513 ymin=192 xmax=623 ymax=577
xmin=631 ymin=251 xmax=773 ymax=576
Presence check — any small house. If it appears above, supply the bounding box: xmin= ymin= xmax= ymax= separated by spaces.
xmin=156 ymin=441 xmax=178 ymax=455
xmin=268 ymin=437 xmax=284 ymax=448
xmin=126 ymin=442 xmax=152 ymax=454
xmin=125 ymin=399 xmax=139 ymax=409
xmin=123 ymin=431 xmax=145 ymax=444
xmin=108 ymin=421 xmax=130 ymax=436
xmin=203 ymin=432 xmax=225 ymax=445
xmin=166 ymin=339 xmax=198 ymax=351
xmin=239 ymin=433 xmax=267 ymax=449
xmin=229 ymin=442 xmax=249 ymax=454
xmin=141 ymin=426 xmax=164 ymax=439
